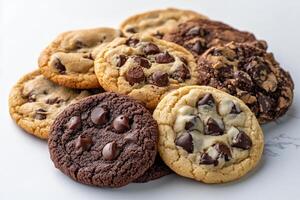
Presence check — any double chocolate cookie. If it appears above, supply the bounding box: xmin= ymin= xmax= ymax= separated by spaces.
xmin=154 ymin=86 xmax=264 ymax=183
xmin=197 ymin=42 xmax=294 ymax=123
xmin=48 ymin=92 xmax=158 ymax=187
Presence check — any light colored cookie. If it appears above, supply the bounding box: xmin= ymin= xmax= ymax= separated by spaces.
xmin=153 ymin=85 xmax=264 ymax=183
xmin=120 ymin=8 xmax=207 ymax=38
xmin=9 ymin=70 xmax=98 ymax=139
xmin=94 ymin=34 xmax=198 ymax=109
xmin=39 ymin=27 xmax=121 ymax=89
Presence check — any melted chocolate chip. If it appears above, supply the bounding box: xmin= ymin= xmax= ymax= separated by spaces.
xmin=102 ymin=141 xmax=120 ymax=160
xmin=218 ymin=65 xmax=233 ymax=79
xmin=230 ymin=103 xmax=241 ymax=114
xmin=190 ymin=40 xmax=206 ymax=55
xmin=153 ymin=31 xmax=164 ymax=39
xmin=35 ymin=108 xmax=47 ymax=120
xmin=125 ymin=66 xmax=145 ymax=85
xmin=53 ymin=58 xmax=66 ymax=74
xmin=133 ymin=56 xmax=151 ymax=68
xmin=126 ymin=27 xmax=137 ymax=33
xmin=67 ymin=116 xmax=81 ymax=130
xmin=199 ymin=153 xmax=217 ymax=165
xmin=90 ymin=106 xmax=109 ymax=125
xmin=116 ymin=55 xmax=127 ymax=67
xmin=214 ymin=143 xmax=232 ymax=161
xmin=113 ymin=115 xmax=130 ymax=133
xmin=197 ymin=94 xmax=215 ymax=107
xmin=246 ymin=61 xmax=270 ymax=86
xmin=142 ymin=43 xmax=160 ymax=55
xmin=232 ymin=131 xmax=252 ymax=150
xmin=185 ymin=26 xmax=201 ymax=37
xmin=155 ymin=51 xmax=175 ymax=63
xmin=171 ymin=64 xmax=191 ymax=82
xmin=234 ymin=70 xmax=253 ymax=90
xmin=257 ymin=93 xmax=273 ymax=113
xmin=126 ymin=38 xmax=139 ymax=47
xmin=185 ymin=115 xmax=201 ymax=131
xmin=151 ymin=71 xmax=169 ymax=87
xmin=205 ymin=118 xmax=224 ymax=136
xmin=76 ymin=135 xmax=93 ymax=151
xmin=74 ymin=40 xmax=87 ymax=49
xmin=27 ymin=92 xmax=36 ymax=102
xmin=175 ymin=132 xmax=193 ymax=153
xmin=46 ymin=97 xmax=62 ymax=105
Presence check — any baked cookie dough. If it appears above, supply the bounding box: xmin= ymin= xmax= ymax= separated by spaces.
xmin=153 ymin=86 xmax=264 ymax=183
xmin=120 ymin=8 xmax=207 ymax=38
xmin=197 ymin=42 xmax=294 ymax=123
xmin=94 ymin=34 xmax=198 ymax=109
xmin=48 ymin=92 xmax=158 ymax=187
xmin=39 ymin=27 xmax=121 ymax=89
xmin=9 ymin=70 xmax=98 ymax=139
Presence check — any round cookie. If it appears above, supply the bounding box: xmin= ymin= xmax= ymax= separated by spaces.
xmin=9 ymin=70 xmax=97 ymax=139
xmin=153 ymin=86 xmax=264 ymax=183
xmin=120 ymin=8 xmax=207 ymax=38
xmin=163 ymin=18 xmax=265 ymax=58
xmin=197 ymin=42 xmax=294 ymax=123
xmin=39 ymin=27 xmax=121 ymax=89
xmin=94 ymin=34 xmax=198 ymax=109
xmin=48 ymin=92 xmax=158 ymax=187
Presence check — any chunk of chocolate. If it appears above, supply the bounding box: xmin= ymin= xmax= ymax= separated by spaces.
xmin=125 ymin=66 xmax=145 ymax=85
xmin=75 ymin=135 xmax=93 ymax=151
xmin=232 ymin=131 xmax=252 ymax=150
xmin=67 ymin=116 xmax=81 ymax=130
xmin=155 ymin=51 xmax=175 ymax=63
xmin=185 ymin=26 xmax=201 ymax=37
xmin=126 ymin=27 xmax=137 ymax=33
xmin=230 ymin=103 xmax=241 ymax=114
xmin=102 ymin=141 xmax=120 ymax=160
xmin=234 ymin=70 xmax=253 ymax=90
xmin=205 ymin=118 xmax=224 ymax=136
xmin=199 ymin=153 xmax=217 ymax=165
xmin=53 ymin=57 xmax=66 ymax=74
xmin=35 ymin=108 xmax=47 ymax=120
xmin=126 ymin=37 xmax=139 ymax=47
xmin=151 ymin=71 xmax=169 ymax=87
xmin=115 ymin=55 xmax=127 ymax=67
xmin=185 ymin=115 xmax=202 ymax=131
xmin=175 ymin=132 xmax=193 ymax=153
xmin=142 ymin=43 xmax=160 ymax=55
xmin=171 ymin=64 xmax=191 ymax=82
xmin=190 ymin=40 xmax=205 ymax=55
xmin=257 ymin=93 xmax=273 ymax=113
xmin=214 ymin=143 xmax=232 ymax=161
xmin=133 ymin=56 xmax=151 ymax=68
xmin=113 ymin=115 xmax=130 ymax=133
xmin=90 ymin=106 xmax=109 ymax=125
xmin=46 ymin=97 xmax=62 ymax=105
xmin=197 ymin=94 xmax=215 ymax=107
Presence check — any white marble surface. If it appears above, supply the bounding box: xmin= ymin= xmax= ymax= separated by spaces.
xmin=1 ymin=0 xmax=300 ymax=199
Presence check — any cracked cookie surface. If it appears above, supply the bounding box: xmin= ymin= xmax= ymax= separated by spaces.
xmin=94 ymin=34 xmax=198 ymax=109
xmin=39 ymin=27 xmax=121 ymax=89
xmin=153 ymin=86 xmax=264 ymax=183
xmin=48 ymin=92 xmax=158 ymax=187
xmin=120 ymin=8 xmax=207 ymax=38
xmin=197 ymin=42 xmax=294 ymax=123
xmin=9 ymin=70 xmax=96 ymax=139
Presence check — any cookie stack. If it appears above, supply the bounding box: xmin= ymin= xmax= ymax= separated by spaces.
xmin=9 ymin=8 xmax=294 ymax=187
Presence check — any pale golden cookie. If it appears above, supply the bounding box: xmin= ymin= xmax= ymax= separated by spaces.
xmin=94 ymin=34 xmax=198 ymax=109
xmin=120 ymin=8 xmax=207 ymax=38
xmin=153 ymin=86 xmax=264 ymax=183
xmin=9 ymin=70 xmax=98 ymax=139
xmin=39 ymin=27 xmax=121 ymax=89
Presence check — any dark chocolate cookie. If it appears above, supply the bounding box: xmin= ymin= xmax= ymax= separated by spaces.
xmin=197 ymin=42 xmax=294 ymax=123
xmin=48 ymin=92 xmax=158 ymax=187
xmin=163 ymin=18 xmax=265 ymax=57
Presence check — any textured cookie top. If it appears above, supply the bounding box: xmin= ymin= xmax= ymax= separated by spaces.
xmin=9 ymin=70 xmax=94 ymax=139
xmin=154 ymin=86 xmax=264 ymax=183
xmin=197 ymin=42 xmax=294 ymax=123
xmin=48 ymin=92 xmax=158 ymax=187
xmin=163 ymin=18 xmax=261 ymax=57
xmin=120 ymin=8 xmax=207 ymax=38
xmin=39 ymin=27 xmax=121 ymax=89
xmin=94 ymin=34 xmax=198 ymax=109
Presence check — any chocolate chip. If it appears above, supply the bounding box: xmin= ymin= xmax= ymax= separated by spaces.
xmin=126 ymin=27 xmax=137 ymax=33
xmin=151 ymin=71 xmax=169 ymax=87
xmin=171 ymin=64 xmax=191 ymax=82
xmin=185 ymin=115 xmax=201 ymax=131
xmin=199 ymin=153 xmax=217 ymax=165
xmin=257 ymin=93 xmax=273 ymax=113
xmin=142 ymin=43 xmax=160 ymax=55
xmin=153 ymin=31 xmax=164 ymax=39
xmin=214 ymin=143 xmax=232 ymax=161
xmin=180 ymin=57 xmax=188 ymax=65
xmin=218 ymin=65 xmax=233 ymax=79
xmin=230 ymin=103 xmax=241 ymax=114
xmin=246 ymin=61 xmax=270 ymax=85
xmin=133 ymin=56 xmax=151 ymax=68
xmin=125 ymin=66 xmax=145 ymax=85
xmin=234 ymin=70 xmax=253 ymax=90
xmin=185 ymin=26 xmax=201 ymax=37
xmin=124 ymin=133 xmax=138 ymax=143
xmin=126 ymin=38 xmax=139 ymax=47
xmin=53 ymin=57 xmax=66 ymax=74
xmin=35 ymin=108 xmax=47 ymax=120
xmin=197 ymin=94 xmax=215 ymax=107
xmin=155 ymin=51 xmax=175 ymax=63
xmin=102 ymin=141 xmax=120 ymax=160
xmin=232 ymin=131 xmax=252 ymax=150
xmin=76 ymin=135 xmax=93 ymax=151
xmin=175 ymin=132 xmax=193 ymax=153
xmin=67 ymin=116 xmax=81 ymax=130
xmin=113 ymin=115 xmax=130 ymax=133
xmin=205 ymin=118 xmax=224 ymax=136
xmin=90 ymin=106 xmax=109 ymax=125
xmin=27 ymin=92 xmax=36 ymax=102
xmin=190 ymin=40 xmax=205 ymax=55
xmin=115 ymin=55 xmax=127 ymax=67
xmin=46 ymin=97 xmax=62 ymax=105
xmin=74 ymin=40 xmax=86 ymax=49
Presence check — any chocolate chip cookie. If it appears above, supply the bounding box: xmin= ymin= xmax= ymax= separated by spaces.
xmin=9 ymin=70 xmax=97 ymax=139
xmin=163 ymin=18 xmax=264 ymax=58
xmin=39 ymin=27 xmax=121 ymax=89
xmin=197 ymin=42 xmax=294 ymax=123
xmin=120 ymin=8 xmax=207 ymax=38
xmin=48 ymin=92 xmax=158 ymax=187
xmin=153 ymin=86 xmax=264 ymax=183
xmin=94 ymin=34 xmax=198 ymax=109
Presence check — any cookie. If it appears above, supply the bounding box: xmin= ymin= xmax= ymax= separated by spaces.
xmin=94 ymin=34 xmax=198 ymax=109
xmin=48 ymin=92 xmax=158 ymax=187
xmin=153 ymin=86 xmax=264 ymax=183
xmin=134 ymin=155 xmax=172 ymax=183
xmin=8 ymin=70 xmax=97 ymax=139
xmin=163 ymin=18 xmax=264 ymax=58
xmin=120 ymin=8 xmax=207 ymax=38
xmin=197 ymin=42 xmax=294 ymax=123
xmin=38 ymin=27 xmax=121 ymax=89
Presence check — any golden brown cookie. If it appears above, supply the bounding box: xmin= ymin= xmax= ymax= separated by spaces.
xmin=153 ymin=86 xmax=264 ymax=183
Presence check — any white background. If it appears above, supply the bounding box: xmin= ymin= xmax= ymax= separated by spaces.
xmin=1 ymin=0 xmax=300 ymax=199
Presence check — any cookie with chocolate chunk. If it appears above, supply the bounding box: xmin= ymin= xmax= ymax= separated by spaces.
xmin=154 ymin=86 xmax=264 ymax=183
xmin=120 ymin=8 xmax=207 ymax=38
xmin=9 ymin=70 xmax=97 ymax=139
xmin=94 ymin=34 xmax=198 ymax=109
xmin=197 ymin=42 xmax=294 ymax=123
xmin=48 ymin=92 xmax=158 ymax=187
xmin=39 ymin=27 xmax=121 ymax=89
xmin=163 ymin=18 xmax=264 ymax=58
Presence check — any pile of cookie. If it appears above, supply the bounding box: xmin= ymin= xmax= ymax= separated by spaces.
xmin=9 ymin=8 xmax=294 ymax=187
